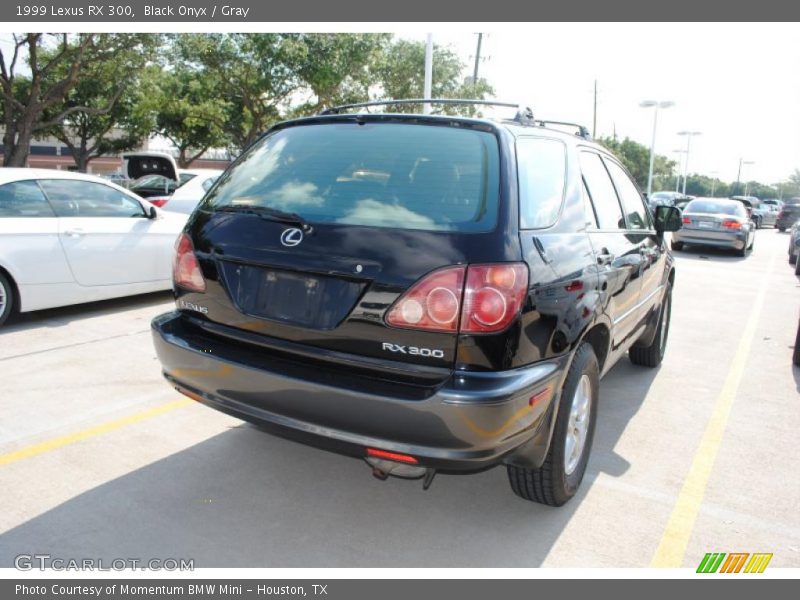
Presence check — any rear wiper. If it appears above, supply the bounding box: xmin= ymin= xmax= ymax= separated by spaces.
xmin=217 ymin=205 xmax=312 ymax=231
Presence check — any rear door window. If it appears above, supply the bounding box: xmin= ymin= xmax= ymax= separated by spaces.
xmin=579 ymin=151 xmax=625 ymax=230
xmin=203 ymin=123 xmax=501 ymax=233
xmin=603 ymin=159 xmax=652 ymax=230
xmin=0 ymin=180 xmax=55 ymax=217
xmin=39 ymin=180 xmax=146 ymax=218
xmin=517 ymin=137 xmax=566 ymax=229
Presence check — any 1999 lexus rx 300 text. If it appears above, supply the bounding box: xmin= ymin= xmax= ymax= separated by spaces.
xmin=152 ymin=100 xmax=682 ymax=506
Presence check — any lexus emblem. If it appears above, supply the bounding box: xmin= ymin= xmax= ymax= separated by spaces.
xmin=280 ymin=227 xmax=304 ymax=247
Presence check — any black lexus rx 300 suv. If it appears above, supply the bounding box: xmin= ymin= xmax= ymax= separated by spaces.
xmin=152 ymin=100 xmax=682 ymax=506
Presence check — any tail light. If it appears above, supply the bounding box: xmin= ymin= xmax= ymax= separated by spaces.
xmin=386 ymin=263 xmax=528 ymax=334
xmin=722 ymin=219 xmax=742 ymax=230
xmin=682 ymin=216 xmax=691 ymax=225
xmin=148 ymin=197 xmax=170 ymax=208
xmin=173 ymin=233 xmax=206 ymax=292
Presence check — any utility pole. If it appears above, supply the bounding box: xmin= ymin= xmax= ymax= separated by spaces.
xmin=593 ymin=80 xmax=597 ymax=139
xmin=472 ymin=33 xmax=483 ymax=85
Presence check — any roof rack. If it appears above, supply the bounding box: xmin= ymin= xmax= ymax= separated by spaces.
xmin=535 ymin=120 xmax=592 ymax=140
xmin=319 ymin=98 xmax=535 ymax=126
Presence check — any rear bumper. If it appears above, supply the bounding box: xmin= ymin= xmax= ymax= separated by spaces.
xmin=151 ymin=312 xmax=566 ymax=471
xmin=672 ymin=228 xmax=747 ymax=249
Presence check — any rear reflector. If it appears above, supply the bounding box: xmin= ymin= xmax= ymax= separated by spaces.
xmin=366 ymin=448 xmax=419 ymax=464
xmin=148 ymin=197 xmax=170 ymax=208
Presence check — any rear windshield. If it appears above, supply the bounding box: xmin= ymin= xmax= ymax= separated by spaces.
xmin=202 ymin=122 xmax=500 ymax=232
xmin=685 ymin=200 xmax=743 ymax=216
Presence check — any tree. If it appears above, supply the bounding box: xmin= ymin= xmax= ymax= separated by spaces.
xmin=290 ymin=33 xmax=390 ymax=114
xmin=598 ymin=136 xmax=677 ymax=190
xmin=374 ymin=39 xmax=494 ymax=114
xmin=173 ymin=34 xmax=305 ymax=152
xmin=143 ymin=64 xmax=230 ymax=168
xmin=0 ymin=33 xmax=100 ymax=166
xmin=42 ymin=34 xmax=161 ymax=172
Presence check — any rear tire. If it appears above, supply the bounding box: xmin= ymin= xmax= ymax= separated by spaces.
xmin=779 ymin=227 xmax=786 ymax=233
xmin=795 ymin=255 xmax=800 ymax=276
xmin=507 ymin=342 xmax=599 ymax=506
xmin=671 ymin=241 xmax=683 ymax=251
xmin=0 ymin=272 xmax=14 ymax=328
xmin=630 ymin=283 xmax=672 ymax=368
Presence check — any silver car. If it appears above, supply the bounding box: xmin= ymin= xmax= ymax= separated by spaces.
xmin=788 ymin=221 xmax=800 ymax=273
xmin=672 ymin=197 xmax=755 ymax=257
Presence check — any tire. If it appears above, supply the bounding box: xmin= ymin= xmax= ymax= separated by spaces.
xmin=753 ymin=217 xmax=761 ymax=229
xmin=0 ymin=272 xmax=14 ymax=328
xmin=630 ymin=283 xmax=672 ymax=368
xmin=795 ymin=255 xmax=800 ymax=276
xmin=748 ymin=235 xmax=754 ymax=251
xmin=779 ymin=227 xmax=786 ymax=233
xmin=789 ymin=254 xmax=796 ymax=265
xmin=671 ymin=241 xmax=683 ymax=251
xmin=507 ymin=342 xmax=599 ymax=506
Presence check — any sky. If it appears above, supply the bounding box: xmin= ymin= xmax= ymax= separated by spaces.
xmin=2 ymin=24 xmax=798 ymax=185
xmin=406 ymin=23 xmax=800 ymax=185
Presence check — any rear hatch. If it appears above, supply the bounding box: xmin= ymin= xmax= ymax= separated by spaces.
xmin=178 ymin=118 xmax=511 ymax=385
xmin=123 ymin=152 xmax=179 ymax=181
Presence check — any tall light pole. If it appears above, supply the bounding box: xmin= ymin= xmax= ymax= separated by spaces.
xmin=640 ymin=100 xmax=674 ymax=196
xmin=735 ymin=158 xmax=754 ymax=196
xmin=709 ymin=170 xmax=719 ymax=197
xmin=677 ymin=131 xmax=702 ymax=195
xmin=423 ymin=34 xmax=433 ymax=114
xmin=672 ymin=149 xmax=687 ymax=192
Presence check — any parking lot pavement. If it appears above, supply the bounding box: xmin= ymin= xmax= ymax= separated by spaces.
xmin=0 ymin=230 xmax=798 ymax=569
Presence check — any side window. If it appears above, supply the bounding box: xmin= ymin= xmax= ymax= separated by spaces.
xmin=517 ymin=138 xmax=567 ymax=229
xmin=579 ymin=151 xmax=625 ymax=229
xmin=39 ymin=179 xmax=145 ymax=218
xmin=0 ymin=180 xmax=55 ymax=218
xmin=604 ymin=159 xmax=651 ymax=230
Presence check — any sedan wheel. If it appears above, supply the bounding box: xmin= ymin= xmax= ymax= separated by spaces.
xmin=0 ymin=272 xmax=14 ymax=327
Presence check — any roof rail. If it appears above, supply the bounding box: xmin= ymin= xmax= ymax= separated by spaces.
xmin=535 ymin=120 xmax=592 ymax=140
xmin=320 ymin=98 xmax=535 ymax=126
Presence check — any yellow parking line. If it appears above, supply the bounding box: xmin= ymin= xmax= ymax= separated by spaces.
xmin=650 ymin=254 xmax=775 ymax=567
xmin=0 ymin=398 xmax=193 ymax=468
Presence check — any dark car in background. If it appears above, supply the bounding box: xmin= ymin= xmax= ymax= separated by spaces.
xmin=777 ymin=198 xmax=800 ymax=232
xmin=671 ymin=197 xmax=755 ymax=256
xmin=151 ymin=100 xmax=682 ymax=506
xmin=648 ymin=191 xmax=692 ymax=213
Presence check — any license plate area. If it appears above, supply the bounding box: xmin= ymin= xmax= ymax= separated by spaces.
xmin=697 ymin=221 xmax=716 ymax=229
xmin=220 ymin=262 xmax=366 ymax=330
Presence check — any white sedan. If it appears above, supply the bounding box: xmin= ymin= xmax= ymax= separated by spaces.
xmin=157 ymin=169 xmax=223 ymax=214
xmin=0 ymin=168 xmax=187 ymax=327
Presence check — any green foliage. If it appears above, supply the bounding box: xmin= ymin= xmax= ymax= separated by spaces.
xmin=598 ymin=136 xmax=677 ymax=190
xmin=374 ymin=39 xmax=494 ymax=115
xmin=41 ymin=34 xmax=161 ymax=171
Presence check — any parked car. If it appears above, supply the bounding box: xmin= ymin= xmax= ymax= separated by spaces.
xmin=122 ymin=151 xmax=217 ymax=203
xmin=671 ymin=197 xmax=755 ymax=256
xmin=157 ymin=169 xmax=223 ymax=214
xmin=151 ymin=100 xmax=682 ymax=506
xmin=776 ymin=198 xmax=800 ymax=232
xmin=732 ymin=195 xmax=775 ymax=229
xmin=648 ymin=191 xmax=692 ymax=213
xmin=0 ymin=169 xmax=187 ymax=327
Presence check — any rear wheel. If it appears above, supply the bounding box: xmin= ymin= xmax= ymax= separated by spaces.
xmin=630 ymin=283 xmax=672 ymax=368
xmin=671 ymin=241 xmax=683 ymax=251
xmin=507 ymin=342 xmax=599 ymax=506
xmin=0 ymin=272 xmax=14 ymax=328
xmin=779 ymin=227 xmax=786 ymax=232
xmin=795 ymin=255 xmax=800 ymax=275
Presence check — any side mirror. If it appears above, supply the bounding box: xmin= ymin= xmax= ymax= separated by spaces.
xmin=654 ymin=205 xmax=682 ymax=233
xmin=147 ymin=205 xmax=158 ymax=219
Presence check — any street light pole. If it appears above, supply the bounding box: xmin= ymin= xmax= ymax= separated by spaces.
xmin=734 ymin=158 xmax=754 ymax=196
xmin=677 ymin=131 xmax=702 ymax=195
xmin=672 ymin=149 xmax=687 ymax=192
xmin=640 ymin=100 xmax=674 ymax=196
